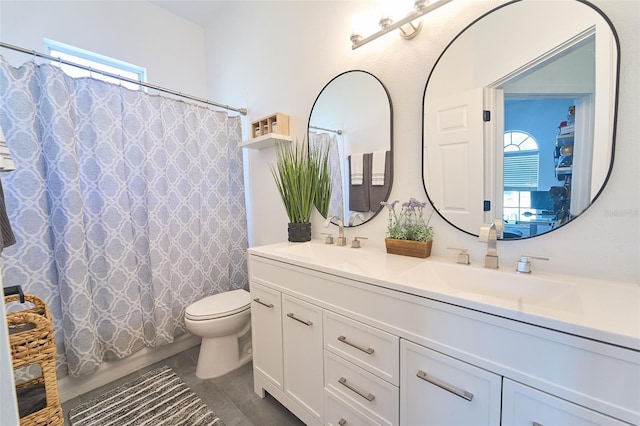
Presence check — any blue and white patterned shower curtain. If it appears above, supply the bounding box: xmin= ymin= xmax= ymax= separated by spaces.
xmin=0 ymin=57 xmax=248 ymax=377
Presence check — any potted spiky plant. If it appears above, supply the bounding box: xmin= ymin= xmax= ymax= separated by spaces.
xmin=271 ymin=141 xmax=330 ymax=242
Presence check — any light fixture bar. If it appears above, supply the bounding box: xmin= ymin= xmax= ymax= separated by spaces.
xmin=351 ymin=0 xmax=454 ymax=50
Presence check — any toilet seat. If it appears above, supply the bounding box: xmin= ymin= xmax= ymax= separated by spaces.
xmin=186 ymin=289 xmax=250 ymax=321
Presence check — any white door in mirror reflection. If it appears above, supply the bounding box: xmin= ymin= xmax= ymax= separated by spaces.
xmin=425 ymin=88 xmax=484 ymax=233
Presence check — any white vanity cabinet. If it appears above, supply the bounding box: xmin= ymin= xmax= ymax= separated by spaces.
xmin=250 ymin=282 xmax=324 ymax=425
xmin=401 ymin=339 xmax=502 ymax=425
xmin=248 ymin=248 xmax=640 ymax=426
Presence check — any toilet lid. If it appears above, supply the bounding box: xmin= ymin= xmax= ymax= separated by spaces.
xmin=185 ymin=289 xmax=250 ymax=320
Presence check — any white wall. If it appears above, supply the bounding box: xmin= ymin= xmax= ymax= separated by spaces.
xmin=0 ymin=0 xmax=208 ymax=97
xmin=204 ymin=0 xmax=639 ymax=284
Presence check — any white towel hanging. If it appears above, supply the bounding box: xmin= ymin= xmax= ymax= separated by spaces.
xmin=350 ymin=153 xmax=364 ymax=185
xmin=371 ymin=150 xmax=386 ymax=186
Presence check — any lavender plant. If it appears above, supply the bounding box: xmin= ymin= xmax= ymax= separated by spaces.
xmin=381 ymin=198 xmax=434 ymax=242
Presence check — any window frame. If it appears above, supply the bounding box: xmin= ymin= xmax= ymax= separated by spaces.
xmin=44 ymin=38 xmax=147 ymax=90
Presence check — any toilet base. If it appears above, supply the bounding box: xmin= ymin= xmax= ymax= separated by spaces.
xmin=195 ymin=332 xmax=253 ymax=379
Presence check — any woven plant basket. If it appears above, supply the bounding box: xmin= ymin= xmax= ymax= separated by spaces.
xmin=385 ymin=238 xmax=433 ymax=258
xmin=5 ymin=294 xmax=63 ymax=426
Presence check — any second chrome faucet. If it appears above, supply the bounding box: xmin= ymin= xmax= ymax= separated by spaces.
xmin=479 ymin=223 xmax=499 ymax=269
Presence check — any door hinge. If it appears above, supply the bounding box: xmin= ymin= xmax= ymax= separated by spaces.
xmin=483 ymin=110 xmax=491 ymax=122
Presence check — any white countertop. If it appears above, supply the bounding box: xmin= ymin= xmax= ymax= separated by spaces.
xmin=249 ymin=240 xmax=640 ymax=351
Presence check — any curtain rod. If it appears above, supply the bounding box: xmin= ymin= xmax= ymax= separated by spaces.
xmin=0 ymin=41 xmax=248 ymax=116
xmin=310 ymin=125 xmax=343 ymax=135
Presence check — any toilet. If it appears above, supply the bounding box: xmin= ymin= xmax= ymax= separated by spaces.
xmin=184 ymin=289 xmax=252 ymax=379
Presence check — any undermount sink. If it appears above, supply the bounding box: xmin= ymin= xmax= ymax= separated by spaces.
xmin=270 ymin=241 xmax=579 ymax=310
xmin=276 ymin=241 xmax=344 ymax=260
xmin=400 ymin=260 xmax=578 ymax=306
xmin=272 ymin=241 xmax=376 ymax=272
xmin=274 ymin=241 xmax=354 ymax=262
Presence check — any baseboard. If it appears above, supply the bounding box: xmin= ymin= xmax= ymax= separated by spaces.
xmin=57 ymin=334 xmax=200 ymax=402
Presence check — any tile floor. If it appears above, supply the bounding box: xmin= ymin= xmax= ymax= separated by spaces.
xmin=61 ymin=345 xmax=305 ymax=426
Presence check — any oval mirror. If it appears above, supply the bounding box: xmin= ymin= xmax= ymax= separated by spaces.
xmin=422 ymin=0 xmax=619 ymax=239
xmin=309 ymin=70 xmax=393 ymax=227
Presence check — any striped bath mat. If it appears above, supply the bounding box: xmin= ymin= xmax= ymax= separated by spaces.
xmin=68 ymin=366 xmax=224 ymax=426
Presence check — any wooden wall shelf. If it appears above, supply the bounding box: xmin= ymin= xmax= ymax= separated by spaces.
xmin=239 ymin=133 xmax=293 ymax=150
xmin=241 ymin=113 xmax=292 ymax=149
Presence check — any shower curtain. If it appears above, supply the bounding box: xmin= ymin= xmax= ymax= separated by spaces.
xmin=310 ymin=132 xmax=343 ymax=219
xmin=0 ymin=57 xmax=248 ymax=377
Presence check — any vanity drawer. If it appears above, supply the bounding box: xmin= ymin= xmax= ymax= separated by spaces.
xmin=502 ymin=379 xmax=629 ymax=426
xmin=324 ymin=310 xmax=399 ymax=385
xmin=324 ymin=350 xmax=399 ymax=426
xmin=401 ymin=339 xmax=502 ymax=426
xmin=325 ymin=388 xmax=384 ymax=426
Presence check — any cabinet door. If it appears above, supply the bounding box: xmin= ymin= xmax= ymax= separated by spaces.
xmin=251 ymin=282 xmax=283 ymax=390
xmin=502 ymin=379 xmax=629 ymax=426
xmin=282 ymin=294 xmax=324 ymax=423
xmin=401 ymin=339 xmax=501 ymax=426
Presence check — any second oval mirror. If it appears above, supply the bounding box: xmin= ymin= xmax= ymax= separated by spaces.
xmin=422 ymin=0 xmax=618 ymax=239
xmin=309 ymin=70 xmax=393 ymax=227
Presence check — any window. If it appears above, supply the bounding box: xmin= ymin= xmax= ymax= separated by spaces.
xmin=503 ymin=130 xmax=540 ymax=222
xmin=44 ymin=38 xmax=146 ymax=91
xmin=503 ymin=130 xmax=539 ymax=190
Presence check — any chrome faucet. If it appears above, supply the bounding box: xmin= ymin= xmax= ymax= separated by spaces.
xmin=516 ymin=255 xmax=549 ymax=274
xmin=324 ymin=216 xmax=347 ymax=246
xmin=348 ymin=213 xmax=366 ymax=226
xmin=479 ymin=223 xmax=499 ymax=269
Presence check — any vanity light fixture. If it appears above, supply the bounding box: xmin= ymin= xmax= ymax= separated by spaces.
xmin=350 ymin=0 xmax=453 ymax=50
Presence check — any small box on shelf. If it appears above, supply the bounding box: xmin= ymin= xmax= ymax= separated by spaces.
xmin=251 ymin=113 xmax=289 ymax=138
xmin=242 ymin=113 xmax=292 ymax=150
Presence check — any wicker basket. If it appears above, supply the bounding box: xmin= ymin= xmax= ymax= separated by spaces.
xmin=5 ymin=294 xmax=63 ymax=426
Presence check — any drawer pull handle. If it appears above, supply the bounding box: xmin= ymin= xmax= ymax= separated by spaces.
xmin=338 ymin=419 xmax=347 ymax=426
xmin=338 ymin=335 xmax=374 ymax=355
xmin=338 ymin=377 xmax=375 ymax=402
xmin=253 ymin=298 xmax=274 ymax=309
xmin=416 ymin=370 xmax=474 ymax=401
xmin=287 ymin=312 xmax=312 ymax=326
